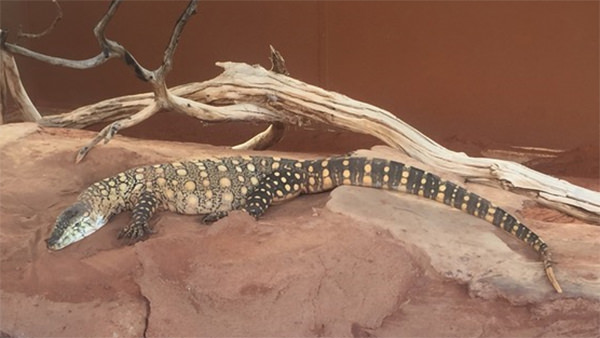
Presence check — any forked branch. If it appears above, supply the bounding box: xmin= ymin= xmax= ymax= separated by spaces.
xmin=70 ymin=0 xmax=199 ymax=161
xmin=4 ymin=0 xmax=124 ymax=70
xmin=1 ymin=0 xmax=203 ymax=159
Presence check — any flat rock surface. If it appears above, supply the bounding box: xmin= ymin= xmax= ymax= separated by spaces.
xmin=1 ymin=123 xmax=599 ymax=337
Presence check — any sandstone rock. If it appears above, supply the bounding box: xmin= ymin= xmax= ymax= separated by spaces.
xmin=1 ymin=123 xmax=598 ymax=337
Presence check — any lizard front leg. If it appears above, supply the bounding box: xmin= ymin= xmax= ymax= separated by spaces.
xmin=118 ymin=191 xmax=159 ymax=241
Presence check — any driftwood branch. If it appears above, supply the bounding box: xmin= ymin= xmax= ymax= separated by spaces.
xmin=0 ymin=49 xmax=42 ymax=122
xmin=40 ymin=62 xmax=600 ymax=223
xmin=233 ymin=45 xmax=288 ymax=150
xmin=232 ymin=121 xmax=286 ymax=151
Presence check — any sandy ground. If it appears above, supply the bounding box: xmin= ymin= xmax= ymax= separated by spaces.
xmin=0 ymin=123 xmax=599 ymax=337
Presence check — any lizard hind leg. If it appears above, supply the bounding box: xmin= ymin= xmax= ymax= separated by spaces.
xmin=244 ymin=168 xmax=304 ymax=219
xmin=118 ymin=191 xmax=159 ymax=242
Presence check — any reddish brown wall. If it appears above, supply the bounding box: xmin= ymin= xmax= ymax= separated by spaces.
xmin=2 ymin=1 xmax=598 ymax=152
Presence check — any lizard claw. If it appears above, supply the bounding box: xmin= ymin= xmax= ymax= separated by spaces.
xmin=118 ymin=222 xmax=155 ymax=243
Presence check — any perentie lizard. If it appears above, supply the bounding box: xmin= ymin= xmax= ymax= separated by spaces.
xmin=46 ymin=155 xmax=562 ymax=293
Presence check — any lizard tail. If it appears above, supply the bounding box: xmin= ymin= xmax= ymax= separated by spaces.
xmin=303 ymin=156 xmax=562 ymax=293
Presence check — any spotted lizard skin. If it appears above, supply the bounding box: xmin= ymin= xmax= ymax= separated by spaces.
xmin=47 ymin=155 xmax=562 ymax=292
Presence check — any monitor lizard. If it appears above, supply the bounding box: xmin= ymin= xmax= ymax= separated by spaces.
xmin=46 ymin=155 xmax=562 ymax=293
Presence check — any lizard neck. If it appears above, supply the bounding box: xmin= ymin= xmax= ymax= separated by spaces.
xmin=79 ymin=173 xmax=139 ymax=218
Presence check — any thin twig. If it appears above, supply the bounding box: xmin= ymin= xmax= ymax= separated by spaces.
xmin=75 ymin=102 xmax=160 ymax=163
xmin=269 ymin=44 xmax=289 ymax=76
xmin=159 ymin=0 xmax=198 ymax=78
xmin=16 ymin=0 xmax=63 ymax=41
xmin=4 ymin=44 xmax=113 ymax=69
xmin=92 ymin=0 xmax=121 ymax=49
xmin=93 ymin=0 xmax=154 ymax=82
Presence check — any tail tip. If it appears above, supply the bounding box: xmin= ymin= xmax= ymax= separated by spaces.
xmin=545 ymin=266 xmax=563 ymax=293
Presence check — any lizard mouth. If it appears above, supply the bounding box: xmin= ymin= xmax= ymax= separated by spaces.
xmin=46 ymin=216 xmax=106 ymax=250
xmin=46 ymin=235 xmax=67 ymax=250
xmin=46 ymin=222 xmax=86 ymax=250
xmin=47 ymin=202 xmax=107 ymax=250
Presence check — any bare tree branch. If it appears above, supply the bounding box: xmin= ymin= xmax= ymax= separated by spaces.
xmin=158 ymin=0 xmax=198 ymax=78
xmin=74 ymin=0 xmax=199 ymax=160
xmin=93 ymin=0 xmax=156 ymax=81
xmin=3 ymin=44 xmax=113 ymax=69
xmin=92 ymin=0 xmax=121 ymax=49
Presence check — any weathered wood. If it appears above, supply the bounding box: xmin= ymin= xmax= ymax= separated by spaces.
xmin=0 ymin=50 xmax=42 ymax=122
xmin=232 ymin=122 xmax=285 ymax=151
xmin=39 ymin=61 xmax=600 ymax=222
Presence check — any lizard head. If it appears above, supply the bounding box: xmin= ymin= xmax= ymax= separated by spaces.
xmin=46 ymin=202 xmax=107 ymax=250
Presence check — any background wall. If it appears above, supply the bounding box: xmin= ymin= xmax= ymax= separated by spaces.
xmin=1 ymin=1 xmax=598 ymax=153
